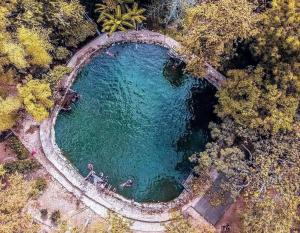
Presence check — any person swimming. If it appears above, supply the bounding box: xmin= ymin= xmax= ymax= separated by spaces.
xmin=87 ymin=163 xmax=94 ymax=171
xmin=119 ymin=179 xmax=133 ymax=188
xmin=105 ymin=51 xmax=116 ymax=57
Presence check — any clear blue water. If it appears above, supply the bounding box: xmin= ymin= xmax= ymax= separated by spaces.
xmin=55 ymin=43 xmax=215 ymax=202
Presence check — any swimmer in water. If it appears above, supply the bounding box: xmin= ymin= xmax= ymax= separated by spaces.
xmin=119 ymin=179 xmax=133 ymax=188
xmin=106 ymin=51 xmax=115 ymax=57
xmin=87 ymin=163 xmax=94 ymax=171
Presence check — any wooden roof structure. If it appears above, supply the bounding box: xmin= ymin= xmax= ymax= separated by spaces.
xmin=193 ymin=175 xmax=234 ymax=225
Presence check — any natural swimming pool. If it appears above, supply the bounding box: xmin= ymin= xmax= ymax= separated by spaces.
xmin=55 ymin=43 xmax=216 ymax=202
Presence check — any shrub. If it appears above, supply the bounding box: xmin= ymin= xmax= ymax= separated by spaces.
xmin=50 ymin=210 xmax=61 ymax=224
xmin=54 ymin=47 xmax=71 ymax=61
xmin=34 ymin=177 xmax=47 ymax=192
xmin=40 ymin=209 xmax=48 ymax=219
xmin=0 ymin=164 xmax=6 ymax=178
xmin=4 ymin=159 xmax=40 ymax=174
xmin=8 ymin=136 xmax=29 ymax=160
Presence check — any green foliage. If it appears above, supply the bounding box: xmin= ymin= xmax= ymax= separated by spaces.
xmin=180 ymin=0 xmax=258 ymax=77
xmin=0 ymin=164 xmax=6 ymax=179
xmin=56 ymin=220 xmax=81 ymax=233
xmin=17 ymin=27 xmax=53 ymax=67
xmin=4 ymin=159 xmax=41 ymax=174
xmin=216 ymin=67 xmax=298 ymax=132
xmin=253 ymin=0 xmax=299 ymax=67
xmin=0 ymin=0 xmax=96 ymax=130
xmin=0 ymin=173 xmax=40 ymax=233
xmin=8 ymin=136 xmax=29 ymax=160
xmin=0 ymin=96 xmax=21 ymax=131
xmin=96 ymin=1 xmax=146 ymax=35
xmin=54 ymin=47 xmax=71 ymax=61
xmin=165 ymin=212 xmax=197 ymax=233
xmin=215 ymin=0 xmax=299 ymax=133
xmin=46 ymin=65 xmax=72 ymax=88
xmin=18 ymin=79 xmax=54 ymax=122
xmin=146 ymin=0 xmax=196 ymax=26
xmin=2 ymin=43 xmax=28 ymax=69
xmin=47 ymin=0 xmax=96 ymax=47
xmin=192 ymin=119 xmax=300 ymax=232
xmin=108 ymin=212 xmax=132 ymax=233
xmin=33 ymin=177 xmax=47 ymax=192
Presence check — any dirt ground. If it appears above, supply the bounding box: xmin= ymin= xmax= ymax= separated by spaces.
xmin=26 ymin=175 xmax=105 ymax=233
xmin=215 ymin=197 xmax=243 ymax=233
xmin=0 ymin=141 xmax=16 ymax=163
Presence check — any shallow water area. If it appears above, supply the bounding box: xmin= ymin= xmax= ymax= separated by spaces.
xmin=55 ymin=43 xmax=215 ymax=202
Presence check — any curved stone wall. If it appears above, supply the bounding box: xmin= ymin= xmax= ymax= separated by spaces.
xmin=40 ymin=30 xmax=226 ymax=231
xmin=40 ymin=30 xmax=194 ymax=232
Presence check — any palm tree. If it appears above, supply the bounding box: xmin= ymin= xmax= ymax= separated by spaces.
xmin=126 ymin=3 xmax=146 ymax=28
xmin=98 ymin=5 xmax=135 ymax=35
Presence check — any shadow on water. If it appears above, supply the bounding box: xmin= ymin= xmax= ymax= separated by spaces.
xmin=163 ymin=58 xmax=218 ymax=174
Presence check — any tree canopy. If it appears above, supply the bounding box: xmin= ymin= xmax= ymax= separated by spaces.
xmin=0 ymin=173 xmax=40 ymax=233
xmin=0 ymin=0 xmax=96 ymax=131
xmin=186 ymin=0 xmax=299 ymax=232
xmin=95 ymin=0 xmax=146 ymax=35
xmin=180 ymin=0 xmax=258 ymax=77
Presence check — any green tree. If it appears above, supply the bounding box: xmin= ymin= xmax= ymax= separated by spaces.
xmin=47 ymin=0 xmax=96 ymax=47
xmin=191 ymin=119 xmax=300 ymax=232
xmin=17 ymin=27 xmax=53 ymax=67
xmin=180 ymin=0 xmax=258 ymax=77
xmin=18 ymin=80 xmax=53 ymax=122
xmin=0 ymin=173 xmax=40 ymax=233
xmin=216 ymin=0 xmax=299 ymax=133
xmin=126 ymin=3 xmax=146 ymax=28
xmin=216 ymin=67 xmax=298 ymax=132
xmin=96 ymin=1 xmax=146 ymax=35
xmin=108 ymin=212 xmax=132 ymax=233
xmin=0 ymin=0 xmax=96 ymax=131
xmin=0 ymin=96 xmax=21 ymax=131
xmin=98 ymin=5 xmax=135 ymax=34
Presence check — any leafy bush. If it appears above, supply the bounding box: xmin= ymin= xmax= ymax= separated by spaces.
xmin=4 ymin=159 xmax=40 ymax=174
xmin=8 ymin=136 xmax=29 ymax=160
xmin=34 ymin=177 xmax=47 ymax=192
xmin=54 ymin=47 xmax=71 ymax=61
xmin=0 ymin=164 xmax=6 ymax=178
xmin=50 ymin=210 xmax=61 ymax=224
xmin=108 ymin=212 xmax=132 ymax=233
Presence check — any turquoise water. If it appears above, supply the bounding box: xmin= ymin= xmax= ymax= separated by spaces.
xmin=55 ymin=43 xmax=215 ymax=202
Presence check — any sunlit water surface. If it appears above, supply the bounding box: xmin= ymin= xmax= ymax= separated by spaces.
xmin=55 ymin=43 xmax=215 ymax=202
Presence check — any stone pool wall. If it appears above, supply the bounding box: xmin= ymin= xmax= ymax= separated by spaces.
xmin=39 ymin=30 xmax=224 ymax=231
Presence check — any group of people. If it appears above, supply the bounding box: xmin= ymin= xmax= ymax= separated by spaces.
xmin=85 ymin=163 xmax=133 ymax=192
